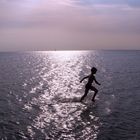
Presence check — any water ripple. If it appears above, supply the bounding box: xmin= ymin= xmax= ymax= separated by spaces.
xmin=22 ymin=51 xmax=101 ymax=139
xmin=1 ymin=51 xmax=139 ymax=139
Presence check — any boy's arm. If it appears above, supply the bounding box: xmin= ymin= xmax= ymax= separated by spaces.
xmin=94 ymin=77 xmax=101 ymax=85
xmin=80 ymin=76 xmax=89 ymax=83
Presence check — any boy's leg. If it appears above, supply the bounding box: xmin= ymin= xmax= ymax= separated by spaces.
xmin=91 ymin=86 xmax=98 ymax=102
xmin=80 ymin=88 xmax=89 ymax=101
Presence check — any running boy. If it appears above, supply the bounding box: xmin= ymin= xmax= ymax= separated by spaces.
xmin=80 ymin=67 xmax=101 ymax=102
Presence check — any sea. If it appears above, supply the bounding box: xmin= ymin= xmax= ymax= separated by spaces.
xmin=0 ymin=51 xmax=140 ymax=140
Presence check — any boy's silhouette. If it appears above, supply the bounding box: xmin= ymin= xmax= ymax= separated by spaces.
xmin=80 ymin=67 xmax=101 ymax=102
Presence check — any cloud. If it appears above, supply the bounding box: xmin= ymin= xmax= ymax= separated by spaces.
xmin=0 ymin=0 xmax=140 ymax=50
xmin=78 ymin=0 xmax=140 ymax=7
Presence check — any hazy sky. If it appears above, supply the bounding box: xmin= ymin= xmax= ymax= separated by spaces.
xmin=0 ymin=0 xmax=140 ymax=50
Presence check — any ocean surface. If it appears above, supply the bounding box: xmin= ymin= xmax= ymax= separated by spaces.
xmin=0 ymin=51 xmax=140 ymax=140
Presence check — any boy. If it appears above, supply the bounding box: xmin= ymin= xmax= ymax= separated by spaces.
xmin=80 ymin=67 xmax=101 ymax=102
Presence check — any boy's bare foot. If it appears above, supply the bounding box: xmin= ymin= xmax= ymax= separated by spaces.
xmin=80 ymin=99 xmax=83 ymax=102
xmin=92 ymin=99 xmax=95 ymax=102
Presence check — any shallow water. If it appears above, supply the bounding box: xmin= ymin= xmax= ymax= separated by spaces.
xmin=0 ymin=51 xmax=140 ymax=140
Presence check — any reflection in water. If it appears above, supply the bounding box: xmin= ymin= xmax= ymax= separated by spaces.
xmin=1 ymin=51 xmax=140 ymax=139
xmin=23 ymin=51 xmax=102 ymax=139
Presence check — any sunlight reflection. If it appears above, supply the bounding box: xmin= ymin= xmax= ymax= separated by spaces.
xmin=23 ymin=51 xmax=102 ymax=139
xmin=48 ymin=51 xmax=85 ymax=61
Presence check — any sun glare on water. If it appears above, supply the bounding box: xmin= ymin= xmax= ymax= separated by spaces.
xmin=23 ymin=51 xmax=101 ymax=139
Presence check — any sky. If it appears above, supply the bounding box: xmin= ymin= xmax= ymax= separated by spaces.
xmin=0 ymin=0 xmax=140 ymax=50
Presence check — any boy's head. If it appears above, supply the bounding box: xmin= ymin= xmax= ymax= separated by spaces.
xmin=91 ymin=67 xmax=97 ymax=74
